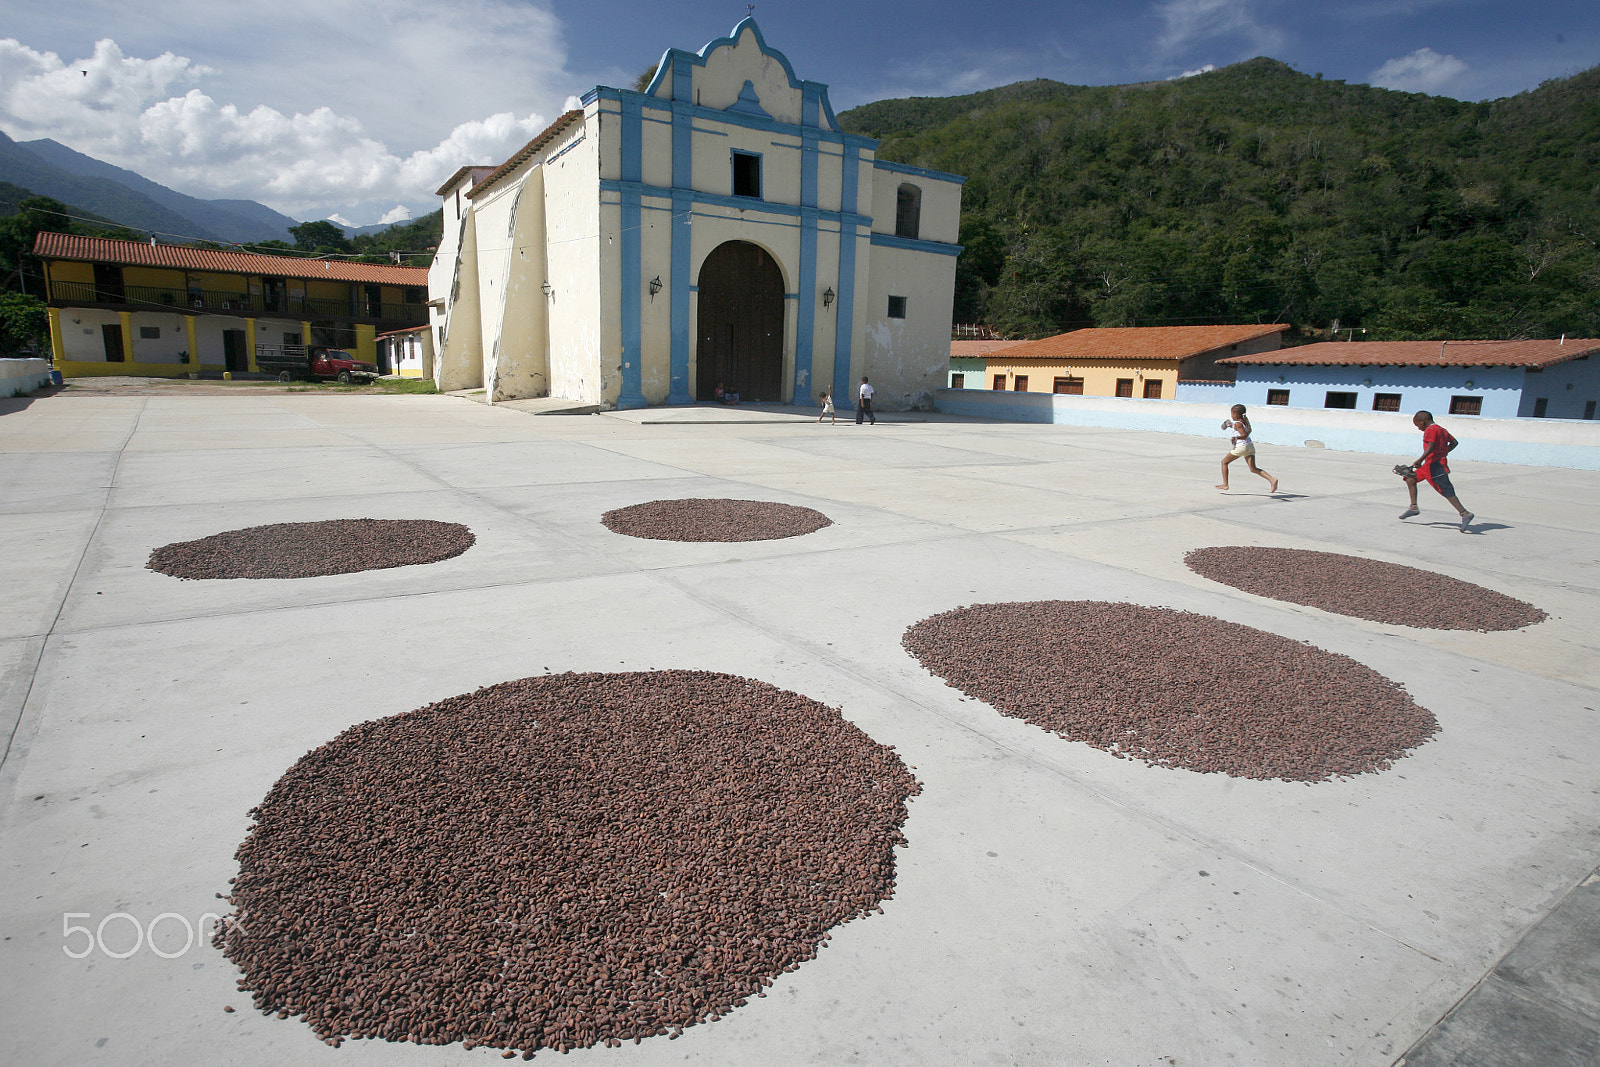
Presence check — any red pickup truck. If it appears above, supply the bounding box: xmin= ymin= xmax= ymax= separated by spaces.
xmin=254 ymin=345 xmax=381 ymax=384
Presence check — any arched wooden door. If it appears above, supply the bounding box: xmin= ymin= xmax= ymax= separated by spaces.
xmin=696 ymin=241 xmax=784 ymax=402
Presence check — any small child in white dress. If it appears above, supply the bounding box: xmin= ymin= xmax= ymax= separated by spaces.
xmin=817 ymin=390 xmax=835 ymax=424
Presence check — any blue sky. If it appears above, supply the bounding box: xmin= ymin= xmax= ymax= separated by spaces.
xmin=1 ymin=1 xmax=1594 ymax=227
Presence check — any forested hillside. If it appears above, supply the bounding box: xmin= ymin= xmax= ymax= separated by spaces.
xmin=840 ymin=59 xmax=1600 ymax=341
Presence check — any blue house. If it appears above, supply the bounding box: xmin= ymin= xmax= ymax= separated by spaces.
xmin=1207 ymin=339 xmax=1600 ymax=420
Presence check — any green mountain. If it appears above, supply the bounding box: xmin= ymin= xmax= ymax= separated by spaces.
xmin=840 ymin=59 xmax=1600 ymax=340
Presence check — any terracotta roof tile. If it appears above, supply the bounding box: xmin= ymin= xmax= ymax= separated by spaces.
xmin=465 ymin=111 xmax=585 ymax=200
xmin=950 ymin=339 xmax=1029 ymax=357
xmin=993 ymin=324 xmax=1288 ymax=362
xmin=1218 ymin=339 xmax=1600 ymax=368
xmin=33 ymin=233 xmax=429 ymax=285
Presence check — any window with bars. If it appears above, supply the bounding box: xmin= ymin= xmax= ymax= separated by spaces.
xmin=993 ymin=374 xmax=1006 ymax=390
xmin=1324 ymin=391 xmax=1357 ymax=409
xmin=1372 ymin=393 xmax=1401 ymax=412
xmin=1013 ymin=375 xmax=1029 ymax=391
xmin=1449 ymin=395 xmax=1482 ymax=416
xmin=1143 ymin=379 xmax=1162 ymax=399
xmin=1266 ymin=389 xmax=1289 ymax=405
xmin=951 ymin=373 xmax=965 ymax=389
xmin=1115 ymin=378 xmax=1134 ymax=398
xmin=1053 ymin=376 xmax=1084 ymax=394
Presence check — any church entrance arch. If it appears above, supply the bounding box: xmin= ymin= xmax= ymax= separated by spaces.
xmin=695 ymin=240 xmax=784 ymax=402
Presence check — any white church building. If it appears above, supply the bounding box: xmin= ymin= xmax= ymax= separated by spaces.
xmin=429 ymin=17 xmax=964 ymax=410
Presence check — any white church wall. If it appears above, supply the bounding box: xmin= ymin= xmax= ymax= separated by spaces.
xmin=545 ymin=118 xmax=604 ymax=405
xmin=437 ymin=215 xmax=484 ymax=391
xmin=470 ymin=180 xmax=517 ymax=398
xmin=861 ymin=242 xmax=958 ymax=410
xmin=493 ymin=171 xmax=553 ymax=401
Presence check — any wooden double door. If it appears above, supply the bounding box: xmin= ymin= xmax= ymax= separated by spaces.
xmin=695 ymin=241 xmax=784 ymax=402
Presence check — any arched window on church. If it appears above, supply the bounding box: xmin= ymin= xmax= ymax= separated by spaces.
xmin=895 ymin=184 xmax=922 ymax=240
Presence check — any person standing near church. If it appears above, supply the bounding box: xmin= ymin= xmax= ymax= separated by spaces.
xmin=856 ymin=376 xmax=876 ymax=425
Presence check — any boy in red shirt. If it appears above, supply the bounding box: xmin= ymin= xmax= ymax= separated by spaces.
xmin=1399 ymin=410 xmax=1474 ymax=530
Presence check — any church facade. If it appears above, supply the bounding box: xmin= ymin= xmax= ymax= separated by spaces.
xmin=429 ymin=18 xmax=964 ymax=410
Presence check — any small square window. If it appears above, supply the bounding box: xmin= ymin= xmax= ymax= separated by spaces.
xmin=1143 ymin=379 xmax=1162 ymax=399
xmin=951 ymin=373 xmax=965 ymax=389
xmin=993 ymin=374 xmax=1006 ymax=390
xmin=1324 ymin=391 xmax=1357 ymax=409
xmin=1013 ymin=375 xmax=1029 ymax=391
xmin=1266 ymin=389 xmax=1289 ymax=405
xmin=1372 ymin=392 xmax=1401 ymax=412
xmin=887 ymin=295 xmax=907 ymax=319
xmin=138 ymin=326 xmax=161 ymax=339
xmin=732 ymin=151 xmax=761 ymax=198
xmin=1115 ymin=378 xmax=1134 ymax=398
xmin=1448 ymin=395 xmax=1482 ymax=416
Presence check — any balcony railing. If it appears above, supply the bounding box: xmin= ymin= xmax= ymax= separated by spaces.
xmin=47 ymin=281 xmax=428 ymax=326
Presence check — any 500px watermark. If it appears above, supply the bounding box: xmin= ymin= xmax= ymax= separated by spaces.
xmin=62 ymin=912 xmax=242 ymax=959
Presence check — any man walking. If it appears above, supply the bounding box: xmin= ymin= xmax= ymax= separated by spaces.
xmin=1400 ymin=410 xmax=1474 ymax=530
xmin=856 ymin=376 xmax=876 ymax=425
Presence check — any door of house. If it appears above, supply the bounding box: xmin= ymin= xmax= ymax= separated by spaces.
xmin=93 ymin=264 xmax=124 ymax=303
xmin=695 ymin=240 xmax=783 ymax=402
xmin=101 ymin=323 xmax=125 ymax=362
xmin=222 ymin=329 xmax=247 ymax=372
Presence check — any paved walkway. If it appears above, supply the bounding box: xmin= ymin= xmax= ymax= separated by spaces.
xmin=1 ymin=388 xmax=1596 ymax=1065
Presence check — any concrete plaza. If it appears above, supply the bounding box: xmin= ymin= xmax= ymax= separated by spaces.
xmin=2 ymin=387 xmax=1596 ymax=1066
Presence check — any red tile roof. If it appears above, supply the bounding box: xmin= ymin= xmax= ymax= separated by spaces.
xmin=950 ymin=339 xmax=1029 ymax=358
xmin=33 ymin=233 xmax=429 ymax=285
xmin=1218 ymin=339 xmax=1600 ymax=368
xmin=434 ymin=165 xmax=499 ymax=197
xmin=465 ymin=110 xmax=585 ymax=201
xmin=991 ymin=324 xmax=1288 ymax=362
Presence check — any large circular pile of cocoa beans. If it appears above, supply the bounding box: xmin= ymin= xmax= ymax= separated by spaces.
xmin=601 ymin=498 xmax=832 ymax=541
xmin=148 ymin=518 xmax=474 ymax=579
xmin=1184 ymin=546 xmax=1546 ymax=631
xmin=216 ymin=670 xmax=918 ymax=1056
xmin=903 ymin=601 xmax=1437 ymax=781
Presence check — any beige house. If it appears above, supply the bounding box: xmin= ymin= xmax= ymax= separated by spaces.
xmin=971 ymin=324 xmax=1287 ymax=399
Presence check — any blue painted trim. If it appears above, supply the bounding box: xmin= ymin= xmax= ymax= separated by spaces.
xmin=591 ymin=85 xmax=878 ymax=151
xmin=872 ymin=158 xmax=967 ymax=185
xmin=668 ymin=191 xmax=692 ymax=403
xmin=729 ymin=80 xmax=771 ymax=117
xmin=833 ymin=225 xmax=858 ymax=408
xmin=636 ymin=18 xmax=842 ymax=133
xmin=617 ymin=186 xmax=646 ymax=409
xmin=840 ymin=139 xmax=859 ymax=216
xmin=869 ymin=232 xmax=964 ymax=256
xmin=620 ymin=96 xmax=642 ymax=184
xmin=671 ymin=50 xmax=693 ymax=104
xmin=795 ymin=135 xmax=819 ymax=406
xmin=599 ymin=179 xmax=869 ymax=228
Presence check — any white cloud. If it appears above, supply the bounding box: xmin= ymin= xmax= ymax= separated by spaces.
xmin=0 ymin=1 xmax=573 ymax=224
xmin=1153 ymin=0 xmax=1285 ymax=58
xmin=327 ymin=213 xmax=356 ymax=227
xmin=1173 ymin=64 xmax=1218 ymax=79
xmin=378 ymin=205 xmax=413 ymax=225
xmin=1369 ymin=47 xmax=1470 ymax=95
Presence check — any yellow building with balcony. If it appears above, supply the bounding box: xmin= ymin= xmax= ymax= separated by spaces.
xmin=34 ymin=233 xmax=431 ymax=378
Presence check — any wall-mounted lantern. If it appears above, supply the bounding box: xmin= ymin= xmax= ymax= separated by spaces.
xmin=822 ymin=287 xmax=835 ymax=310
xmin=648 ymin=275 xmax=662 ymax=301
xmin=541 ymin=281 xmax=553 ymax=298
